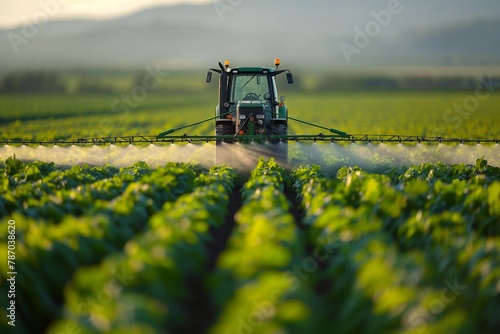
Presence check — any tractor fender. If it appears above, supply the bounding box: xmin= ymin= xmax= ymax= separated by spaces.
xmin=271 ymin=118 xmax=287 ymax=125
xmin=216 ymin=119 xmax=233 ymax=127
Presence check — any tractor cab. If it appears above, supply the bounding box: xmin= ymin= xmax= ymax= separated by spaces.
xmin=206 ymin=59 xmax=294 ymax=141
xmin=228 ymin=71 xmax=275 ymax=120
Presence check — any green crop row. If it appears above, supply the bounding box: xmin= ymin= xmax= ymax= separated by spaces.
xmin=290 ymin=161 xmax=500 ymax=333
xmin=209 ymin=159 xmax=307 ymax=334
xmin=47 ymin=165 xmax=236 ymax=333
xmin=1 ymin=160 xmax=152 ymax=221
xmin=0 ymin=161 xmax=200 ymax=332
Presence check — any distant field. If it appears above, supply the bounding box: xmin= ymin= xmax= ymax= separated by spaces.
xmin=0 ymin=90 xmax=499 ymax=141
xmin=0 ymin=92 xmax=214 ymax=141
xmin=287 ymin=91 xmax=500 ymax=139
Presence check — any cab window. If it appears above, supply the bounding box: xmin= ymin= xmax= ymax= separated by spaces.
xmin=231 ymin=74 xmax=270 ymax=102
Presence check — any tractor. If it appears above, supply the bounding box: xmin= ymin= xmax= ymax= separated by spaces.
xmin=205 ymin=59 xmax=294 ymax=166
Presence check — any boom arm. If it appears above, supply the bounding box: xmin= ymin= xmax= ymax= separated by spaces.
xmin=3 ymin=114 xmax=497 ymax=146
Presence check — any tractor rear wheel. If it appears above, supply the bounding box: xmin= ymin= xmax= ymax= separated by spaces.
xmin=215 ymin=123 xmax=235 ymax=165
xmin=271 ymin=123 xmax=287 ymax=142
xmin=216 ymin=123 xmax=235 ymax=143
xmin=270 ymin=123 xmax=288 ymax=167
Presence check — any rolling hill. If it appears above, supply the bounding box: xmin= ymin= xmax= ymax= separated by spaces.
xmin=0 ymin=0 xmax=499 ymax=71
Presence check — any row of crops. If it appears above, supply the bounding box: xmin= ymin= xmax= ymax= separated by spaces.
xmin=1 ymin=156 xmax=499 ymax=333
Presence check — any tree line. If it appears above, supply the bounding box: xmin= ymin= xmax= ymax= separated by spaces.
xmin=1 ymin=71 xmax=498 ymax=94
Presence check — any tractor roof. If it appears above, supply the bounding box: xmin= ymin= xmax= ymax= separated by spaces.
xmin=228 ymin=67 xmax=277 ymax=74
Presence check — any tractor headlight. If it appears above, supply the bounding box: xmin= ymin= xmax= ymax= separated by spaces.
xmin=239 ymin=114 xmax=246 ymax=120
xmin=256 ymin=114 xmax=265 ymax=119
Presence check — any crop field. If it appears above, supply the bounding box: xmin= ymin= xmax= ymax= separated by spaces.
xmin=0 ymin=156 xmax=499 ymax=333
xmin=1 ymin=86 xmax=499 ymax=333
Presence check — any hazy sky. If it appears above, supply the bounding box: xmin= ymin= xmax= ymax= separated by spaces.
xmin=0 ymin=0 xmax=212 ymax=28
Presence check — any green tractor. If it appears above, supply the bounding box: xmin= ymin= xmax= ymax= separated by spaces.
xmin=205 ymin=59 xmax=294 ymax=166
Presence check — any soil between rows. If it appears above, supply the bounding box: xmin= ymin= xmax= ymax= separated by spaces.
xmin=180 ymin=181 xmax=320 ymax=334
xmin=179 ymin=187 xmax=242 ymax=334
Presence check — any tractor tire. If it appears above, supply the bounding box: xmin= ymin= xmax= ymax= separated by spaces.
xmin=215 ymin=123 xmax=235 ymax=166
xmin=216 ymin=123 xmax=235 ymax=143
xmin=270 ymin=123 xmax=288 ymax=167
xmin=270 ymin=123 xmax=287 ymax=143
